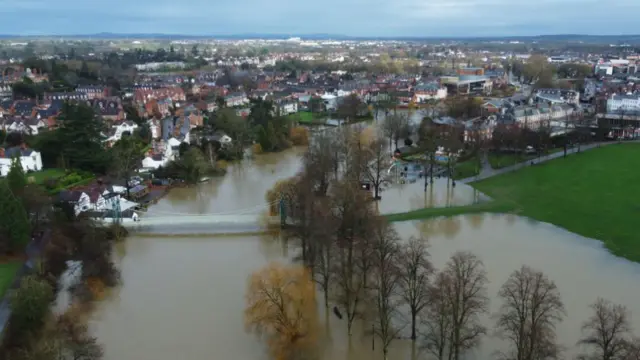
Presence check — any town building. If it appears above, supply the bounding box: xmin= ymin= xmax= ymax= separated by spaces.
xmin=0 ymin=145 xmax=43 ymax=176
xmin=535 ymin=89 xmax=580 ymax=106
xmin=606 ymin=93 xmax=640 ymax=114
xmin=413 ymin=82 xmax=448 ymax=102
xmin=440 ymin=75 xmax=492 ymax=95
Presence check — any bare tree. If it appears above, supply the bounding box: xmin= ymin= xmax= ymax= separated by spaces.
xmin=398 ymin=237 xmax=434 ymax=341
xmin=304 ymin=130 xmax=340 ymax=195
xmin=421 ymin=271 xmax=454 ymax=360
xmin=441 ymin=124 xmax=464 ymax=183
xmin=624 ymin=339 xmax=640 ymax=360
xmin=382 ymin=113 xmax=410 ymax=151
xmin=418 ymin=117 xmax=445 ymax=187
xmin=578 ymin=298 xmax=634 ymax=360
xmin=363 ymin=137 xmax=392 ymax=200
xmin=312 ymin=210 xmax=335 ymax=309
xmin=495 ymin=265 xmax=566 ymax=360
xmin=330 ymin=181 xmax=373 ymax=335
xmin=444 ymin=251 xmax=490 ymax=360
xmin=288 ymin=175 xmax=318 ymax=265
xmin=337 ymin=93 xmax=366 ymax=123
xmin=370 ymin=219 xmax=404 ymax=359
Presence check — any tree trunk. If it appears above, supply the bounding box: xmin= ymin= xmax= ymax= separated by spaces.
xmin=324 ymin=287 xmax=329 ymax=309
xmin=411 ymin=310 xmax=417 ymax=340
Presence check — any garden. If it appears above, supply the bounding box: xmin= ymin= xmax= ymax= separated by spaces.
xmin=30 ymin=169 xmax=95 ymax=195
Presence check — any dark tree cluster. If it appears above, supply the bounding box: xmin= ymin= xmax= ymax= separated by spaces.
xmin=274 ymin=126 xmax=638 ymax=360
xmin=0 ymin=160 xmax=117 ymax=359
xmin=32 ymin=102 xmax=112 ymax=174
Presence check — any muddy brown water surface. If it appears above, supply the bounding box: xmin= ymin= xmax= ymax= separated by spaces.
xmin=89 ymin=128 xmax=640 ymax=360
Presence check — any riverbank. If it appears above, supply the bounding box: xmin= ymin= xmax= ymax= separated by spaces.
xmin=388 ymin=142 xmax=640 ymax=262
xmin=474 ymin=142 xmax=640 ymax=262
xmin=385 ymin=200 xmax=516 ymax=222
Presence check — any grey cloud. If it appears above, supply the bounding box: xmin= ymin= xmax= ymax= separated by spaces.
xmin=0 ymin=0 xmax=639 ymax=36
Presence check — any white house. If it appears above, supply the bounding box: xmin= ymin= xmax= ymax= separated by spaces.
xmin=335 ymin=89 xmax=352 ymax=97
xmin=414 ymin=82 xmax=448 ymax=102
xmin=142 ymin=139 xmax=176 ymax=169
xmin=58 ymin=190 xmax=92 ymax=216
xmin=142 ymin=153 xmax=169 ymax=169
xmin=0 ymin=146 xmax=43 ymax=177
xmin=148 ymin=119 xmax=161 ymax=139
xmin=114 ymin=121 xmax=139 ymax=138
xmin=321 ymin=93 xmax=338 ymax=111
xmin=224 ymin=92 xmax=249 ymax=107
xmin=1 ymin=117 xmax=47 ymax=135
xmin=277 ymin=101 xmax=298 ymax=115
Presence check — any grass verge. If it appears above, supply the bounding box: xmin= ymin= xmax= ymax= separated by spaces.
xmin=0 ymin=262 xmax=21 ymax=298
xmin=452 ymin=158 xmax=481 ymax=180
xmin=385 ymin=200 xmax=517 ymax=222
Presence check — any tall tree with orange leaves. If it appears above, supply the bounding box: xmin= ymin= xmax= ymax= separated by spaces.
xmin=244 ymin=262 xmax=318 ymax=360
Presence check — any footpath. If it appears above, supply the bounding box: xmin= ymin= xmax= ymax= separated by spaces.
xmin=0 ymin=229 xmax=50 ymax=337
xmin=460 ymin=142 xmax=616 ymax=184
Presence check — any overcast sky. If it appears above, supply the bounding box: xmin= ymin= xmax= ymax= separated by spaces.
xmin=3 ymin=0 xmax=639 ymax=37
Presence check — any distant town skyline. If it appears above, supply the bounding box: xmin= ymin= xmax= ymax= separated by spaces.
xmin=3 ymin=0 xmax=640 ymax=37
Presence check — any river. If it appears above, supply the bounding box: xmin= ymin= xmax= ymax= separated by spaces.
xmin=88 ymin=138 xmax=640 ymax=360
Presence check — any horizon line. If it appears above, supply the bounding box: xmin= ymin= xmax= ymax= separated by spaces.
xmin=1 ymin=32 xmax=640 ymax=40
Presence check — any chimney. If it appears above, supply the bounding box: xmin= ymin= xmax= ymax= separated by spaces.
xmin=20 ymin=142 xmax=26 ymax=150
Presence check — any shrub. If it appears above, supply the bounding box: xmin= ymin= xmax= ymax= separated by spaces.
xmin=252 ymin=143 xmax=264 ymax=154
xmin=7 ymin=275 xmax=55 ymax=347
xmin=60 ymin=173 xmax=82 ymax=186
xmin=216 ymin=160 xmax=229 ymax=170
xmin=43 ymin=177 xmax=58 ymax=190
xmin=265 ymin=177 xmax=297 ymax=216
xmin=289 ymin=126 xmax=310 ymax=146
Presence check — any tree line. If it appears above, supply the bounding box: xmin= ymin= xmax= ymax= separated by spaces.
xmin=245 ymin=126 xmax=639 ymax=360
xmin=0 ymin=159 xmax=123 ymax=359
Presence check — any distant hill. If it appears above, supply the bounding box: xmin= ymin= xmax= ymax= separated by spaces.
xmin=1 ymin=32 xmax=639 ymax=44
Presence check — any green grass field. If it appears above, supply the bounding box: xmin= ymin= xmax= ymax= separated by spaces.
xmin=452 ymin=158 xmax=481 ymax=180
xmin=474 ymin=143 xmax=640 ymax=262
xmin=28 ymin=168 xmax=65 ymax=184
xmin=386 ymin=200 xmax=516 ymax=222
xmin=0 ymin=262 xmax=21 ymax=298
xmin=288 ymin=111 xmax=324 ymax=124
xmin=488 ymin=153 xmax=528 ymax=169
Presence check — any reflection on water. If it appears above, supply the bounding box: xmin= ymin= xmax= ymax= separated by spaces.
xmin=377 ymin=177 xmax=485 ymax=215
xmin=147 ymin=147 xmax=306 ymax=216
xmin=91 ymin=214 xmax=640 ymax=360
xmin=90 ymin=131 xmax=640 ymax=360
xmin=396 ymin=217 xmax=640 ymax=359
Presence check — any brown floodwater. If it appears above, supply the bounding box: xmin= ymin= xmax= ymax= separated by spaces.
xmin=89 ymin=143 xmax=640 ymax=360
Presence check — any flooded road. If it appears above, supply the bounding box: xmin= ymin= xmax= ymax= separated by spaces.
xmin=89 ymin=130 xmax=640 ymax=360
